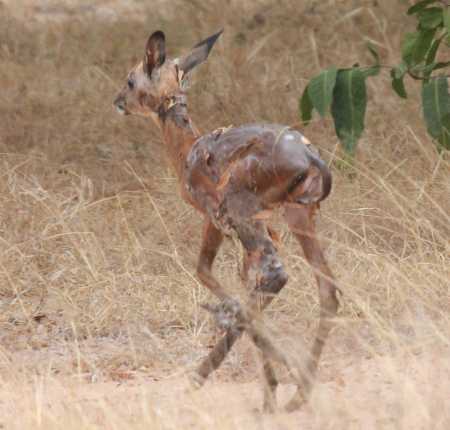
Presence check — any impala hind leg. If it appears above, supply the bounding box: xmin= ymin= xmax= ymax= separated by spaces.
xmin=239 ymin=225 xmax=283 ymax=413
xmin=241 ymin=246 xmax=278 ymax=413
xmin=283 ymin=203 xmax=339 ymax=411
xmin=259 ymin=344 xmax=279 ymax=412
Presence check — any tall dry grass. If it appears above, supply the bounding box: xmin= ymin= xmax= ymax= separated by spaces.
xmin=0 ymin=0 xmax=449 ymax=428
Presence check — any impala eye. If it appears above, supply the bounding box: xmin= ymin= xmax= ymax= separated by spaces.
xmin=127 ymin=79 xmax=135 ymax=90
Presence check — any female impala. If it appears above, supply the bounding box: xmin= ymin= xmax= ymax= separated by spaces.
xmin=113 ymin=29 xmax=339 ymax=412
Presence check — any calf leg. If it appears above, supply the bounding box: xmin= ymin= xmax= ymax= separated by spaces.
xmin=260 ymin=351 xmax=279 ymax=413
xmin=196 ymin=219 xmax=226 ymax=300
xmin=283 ymin=203 xmax=339 ymax=411
xmin=195 ymin=220 xmax=291 ymax=396
xmin=242 ymin=233 xmax=279 ymax=413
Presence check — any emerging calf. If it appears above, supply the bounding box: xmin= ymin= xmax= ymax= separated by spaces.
xmin=113 ymin=29 xmax=339 ymax=412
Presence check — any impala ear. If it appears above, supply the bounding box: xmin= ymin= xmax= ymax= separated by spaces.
xmin=144 ymin=30 xmax=166 ymax=76
xmin=178 ymin=29 xmax=223 ymax=75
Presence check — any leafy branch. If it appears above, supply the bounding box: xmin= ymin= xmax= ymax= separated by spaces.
xmin=299 ymin=0 xmax=450 ymax=154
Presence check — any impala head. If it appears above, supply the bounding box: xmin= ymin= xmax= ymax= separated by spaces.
xmin=113 ymin=29 xmax=223 ymax=121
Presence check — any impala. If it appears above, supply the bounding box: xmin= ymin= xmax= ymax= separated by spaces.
xmin=113 ymin=29 xmax=339 ymax=412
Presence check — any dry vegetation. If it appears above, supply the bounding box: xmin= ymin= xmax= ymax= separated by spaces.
xmin=0 ymin=0 xmax=449 ymax=428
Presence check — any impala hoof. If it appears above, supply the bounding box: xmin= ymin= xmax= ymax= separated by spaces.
xmin=262 ymin=398 xmax=278 ymax=414
xmin=187 ymin=371 xmax=206 ymax=390
xmin=202 ymin=297 xmax=243 ymax=331
xmin=284 ymin=391 xmax=306 ymax=412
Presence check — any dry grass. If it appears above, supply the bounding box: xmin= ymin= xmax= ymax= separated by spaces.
xmin=0 ymin=0 xmax=449 ymax=428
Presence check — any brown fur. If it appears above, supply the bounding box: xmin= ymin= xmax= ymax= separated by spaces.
xmin=113 ymin=30 xmax=339 ymax=412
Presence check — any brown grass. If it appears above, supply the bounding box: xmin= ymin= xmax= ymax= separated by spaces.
xmin=0 ymin=0 xmax=449 ymax=428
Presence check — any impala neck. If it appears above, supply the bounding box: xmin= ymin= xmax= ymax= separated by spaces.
xmin=159 ymin=94 xmax=200 ymax=180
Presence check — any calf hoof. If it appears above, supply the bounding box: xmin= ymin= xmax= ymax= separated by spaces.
xmin=262 ymin=396 xmax=278 ymax=414
xmin=187 ymin=371 xmax=206 ymax=390
xmin=202 ymin=297 xmax=243 ymax=331
xmin=284 ymin=390 xmax=306 ymax=412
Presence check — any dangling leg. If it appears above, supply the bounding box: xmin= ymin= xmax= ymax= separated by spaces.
xmin=242 ymin=237 xmax=278 ymax=413
xmin=196 ymin=219 xmax=226 ymax=299
xmin=190 ymin=219 xmax=228 ymax=387
xmin=194 ymin=219 xmax=292 ymax=398
xmin=283 ymin=203 xmax=339 ymax=411
xmin=260 ymin=349 xmax=279 ymax=413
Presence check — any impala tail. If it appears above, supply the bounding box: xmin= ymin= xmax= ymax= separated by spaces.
xmin=311 ymin=154 xmax=332 ymax=202
xmin=288 ymin=153 xmax=332 ymax=205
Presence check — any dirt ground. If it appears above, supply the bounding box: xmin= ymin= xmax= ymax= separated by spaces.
xmin=2 ymin=324 xmax=450 ymax=429
xmin=0 ymin=0 xmax=449 ymax=428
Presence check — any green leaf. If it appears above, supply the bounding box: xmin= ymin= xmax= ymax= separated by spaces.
xmin=390 ymin=69 xmax=408 ymax=98
xmin=393 ymin=62 xmax=408 ymax=79
xmin=439 ymin=113 xmax=450 ymax=150
xmin=422 ymin=77 xmax=450 ymax=149
xmin=331 ymin=69 xmax=367 ymax=154
xmin=407 ymin=0 xmax=437 ymax=15
xmin=413 ymin=28 xmax=436 ymax=64
xmin=418 ymin=7 xmax=443 ymax=29
xmin=299 ymin=85 xmax=313 ymax=126
xmin=425 ymin=37 xmax=441 ymax=65
xmin=402 ymin=29 xmax=436 ymax=66
xmin=402 ymin=32 xmax=420 ymax=65
xmin=444 ymin=7 xmax=450 ymax=44
xmin=422 ymin=36 xmax=447 ymax=80
xmin=307 ymin=66 xmax=338 ymax=117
